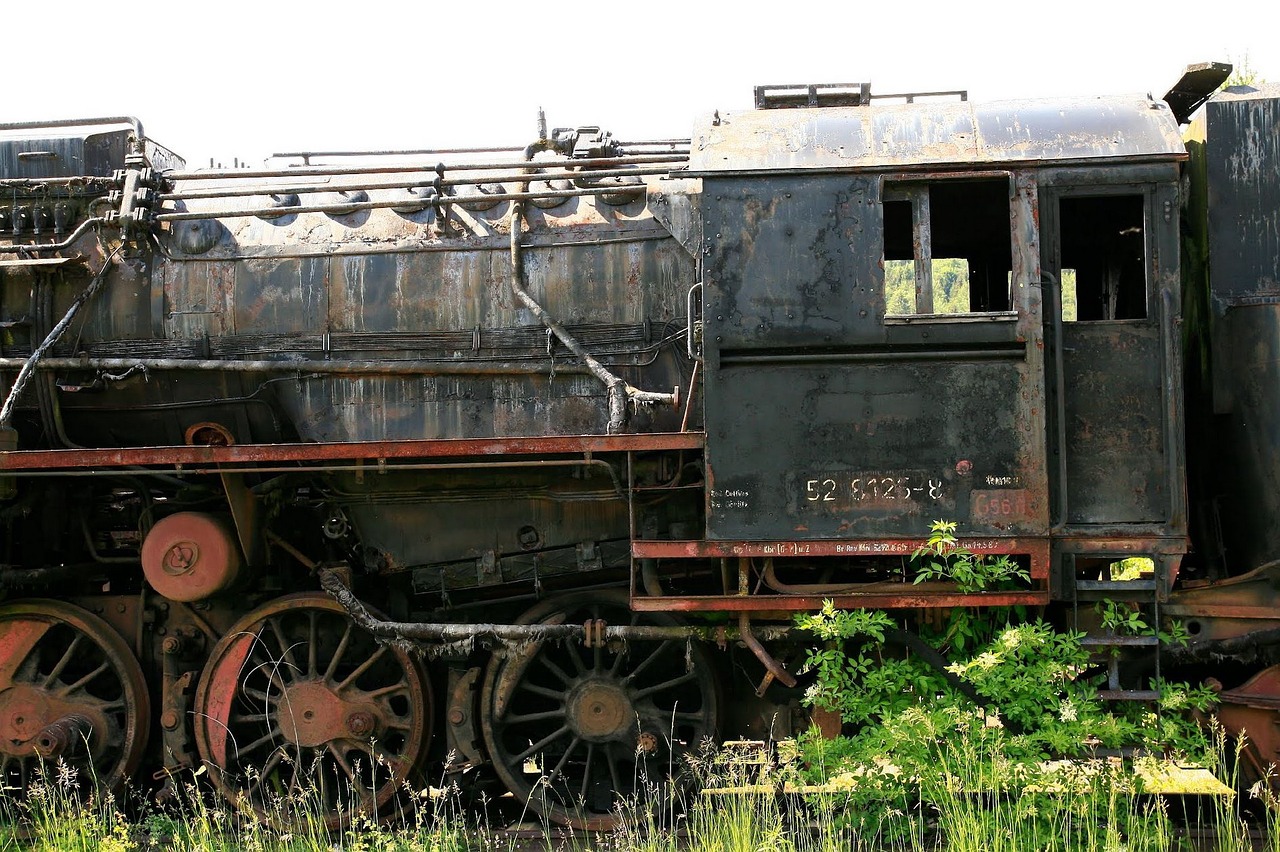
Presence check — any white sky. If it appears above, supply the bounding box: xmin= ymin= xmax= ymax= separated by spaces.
xmin=7 ymin=1 xmax=1277 ymax=167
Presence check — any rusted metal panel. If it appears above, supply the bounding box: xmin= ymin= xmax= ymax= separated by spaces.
xmin=1060 ymin=322 xmax=1168 ymax=523
xmin=700 ymin=168 xmax=1049 ymax=542
xmin=234 ymin=257 xmax=327 ymax=334
xmin=1204 ymin=86 xmax=1280 ymax=302
xmin=703 ymin=354 xmax=1042 ymax=539
xmin=0 ymin=432 xmax=704 ymax=471
xmin=1192 ymin=86 xmax=1280 ymax=574
xmin=0 ymin=118 xmax=137 ymax=179
xmin=701 ymin=175 xmax=881 ymax=348
xmin=689 ymin=96 xmax=1186 ymax=175
xmin=160 ymin=260 xmax=236 ymax=339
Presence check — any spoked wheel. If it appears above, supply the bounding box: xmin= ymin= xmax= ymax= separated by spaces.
xmin=193 ymin=593 xmax=431 ymax=829
xmin=0 ymin=599 xmax=149 ymax=794
xmin=480 ymin=590 xmax=719 ymax=829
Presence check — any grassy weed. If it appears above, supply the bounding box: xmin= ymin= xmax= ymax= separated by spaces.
xmin=1 ymin=745 xmax=1279 ymax=851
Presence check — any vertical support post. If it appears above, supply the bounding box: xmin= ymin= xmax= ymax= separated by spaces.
xmin=910 ymin=186 xmax=933 ymax=313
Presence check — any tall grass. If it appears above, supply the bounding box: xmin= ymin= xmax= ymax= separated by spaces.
xmin=3 ymin=739 xmax=1280 ymax=851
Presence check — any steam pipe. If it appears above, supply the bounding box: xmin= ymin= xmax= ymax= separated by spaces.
xmin=318 ymin=567 xmax=793 ymax=645
xmin=738 ymin=613 xmax=798 ymax=688
xmin=159 ymin=165 xmax=675 ymax=202
xmin=0 ymin=355 xmax=591 ymax=377
xmin=505 ymin=140 xmax=678 ymax=433
xmin=0 ymin=249 xmax=117 ymax=427
xmin=155 ymin=184 xmax=649 ymax=223
xmin=0 ymin=218 xmax=106 ymax=255
xmin=163 ymin=153 xmax=686 ymax=182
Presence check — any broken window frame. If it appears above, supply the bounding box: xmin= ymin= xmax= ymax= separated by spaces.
xmin=1052 ymin=187 xmax=1152 ymax=323
xmin=881 ymin=172 xmax=1020 ymax=324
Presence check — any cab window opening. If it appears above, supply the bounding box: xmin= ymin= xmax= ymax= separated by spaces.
xmin=883 ymin=178 xmax=1013 ymax=316
xmin=1058 ymin=195 xmax=1146 ymax=321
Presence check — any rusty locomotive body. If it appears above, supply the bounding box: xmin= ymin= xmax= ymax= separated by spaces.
xmin=2 ymin=67 xmax=1280 ymax=826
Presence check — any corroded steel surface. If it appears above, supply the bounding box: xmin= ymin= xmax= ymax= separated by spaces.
xmin=480 ymin=590 xmax=718 ymax=830
xmin=689 ymin=95 xmax=1187 ymax=174
xmin=0 ymin=600 xmax=149 ymax=793
xmin=193 ymin=594 xmax=430 ymax=829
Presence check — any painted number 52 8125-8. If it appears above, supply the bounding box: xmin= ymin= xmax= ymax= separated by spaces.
xmin=804 ymin=476 xmax=944 ymax=503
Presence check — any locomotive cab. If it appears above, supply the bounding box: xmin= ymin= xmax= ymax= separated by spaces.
xmin=670 ymin=85 xmax=1189 ymax=615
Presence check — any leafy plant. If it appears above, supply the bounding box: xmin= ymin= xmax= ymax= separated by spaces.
xmin=911 ymin=520 xmax=1029 ymax=592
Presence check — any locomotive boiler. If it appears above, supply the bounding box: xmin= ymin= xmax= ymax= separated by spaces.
xmin=2 ymin=64 xmax=1279 ymax=827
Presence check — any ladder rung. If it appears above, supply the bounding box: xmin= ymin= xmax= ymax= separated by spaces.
xmin=1075 ymin=579 xmax=1157 ymax=591
xmin=1081 ymin=635 xmax=1160 ymax=647
xmin=1074 ymin=579 xmax=1158 ymax=601
xmin=1097 ymin=689 xmax=1161 ymax=701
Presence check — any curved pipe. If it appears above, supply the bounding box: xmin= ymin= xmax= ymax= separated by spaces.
xmin=0 ymin=217 xmax=105 ymax=255
xmin=738 ymin=612 xmax=798 ymax=688
xmin=507 ymin=141 xmax=677 ymax=433
xmin=0 ymin=247 xmax=118 ymax=427
xmin=510 ymin=200 xmax=626 ymax=432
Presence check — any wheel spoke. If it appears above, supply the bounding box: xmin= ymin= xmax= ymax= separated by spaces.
xmin=547 ymin=736 xmax=581 ymax=786
xmin=504 ymin=708 xmax=566 ymax=725
xmin=248 ymin=749 xmax=285 ymax=798
xmin=41 ymin=634 xmax=84 ymax=688
xmin=324 ymin=623 xmax=353 ymax=682
xmin=606 ymin=742 xmax=622 ymax=798
xmin=631 ymin=670 xmax=697 ymax=701
xmin=518 ymin=681 xmax=566 ymax=702
xmin=327 ymin=742 xmax=356 ymax=780
xmin=510 ymin=724 xmax=572 ymax=764
xmin=580 ymin=744 xmax=596 ymax=799
xmin=307 ymin=611 xmax=319 ymax=676
xmin=365 ymin=682 xmax=408 ymax=700
xmin=57 ymin=659 xmax=110 ymax=696
xmin=246 ymin=646 xmax=290 ymax=692
xmin=242 ymin=684 xmax=278 ymax=702
xmin=266 ymin=617 xmax=302 ymax=682
xmin=623 ymin=640 xmax=673 ymax=684
xmin=336 ymin=645 xmax=387 ymax=692
xmin=565 ymin=638 xmax=588 ymax=675
xmin=237 ymin=726 xmax=283 ymax=759
xmin=538 ymin=654 xmax=574 ymax=686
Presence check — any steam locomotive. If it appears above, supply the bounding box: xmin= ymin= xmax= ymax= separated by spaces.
xmin=1 ymin=62 xmax=1278 ymax=827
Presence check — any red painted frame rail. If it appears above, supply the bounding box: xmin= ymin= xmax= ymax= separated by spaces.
xmin=0 ymin=432 xmax=705 ymax=471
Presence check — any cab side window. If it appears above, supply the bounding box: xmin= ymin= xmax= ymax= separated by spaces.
xmin=884 ymin=178 xmax=1013 ymax=316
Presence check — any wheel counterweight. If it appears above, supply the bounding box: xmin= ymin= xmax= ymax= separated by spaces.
xmin=193 ymin=593 xmax=431 ymax=829
xmin=480 ymin=590 xmax=719 ymax=829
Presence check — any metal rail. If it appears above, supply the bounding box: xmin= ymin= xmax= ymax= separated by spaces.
xmin=154 ymin=184 xmax=650 ymax=222
xmin=162 ymin=153 xmax=687 ymax=181
xmin=158 ymin=165 xmax=673 ymax=202
xmin=0 ymin=355 xmax=589 ymax=376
